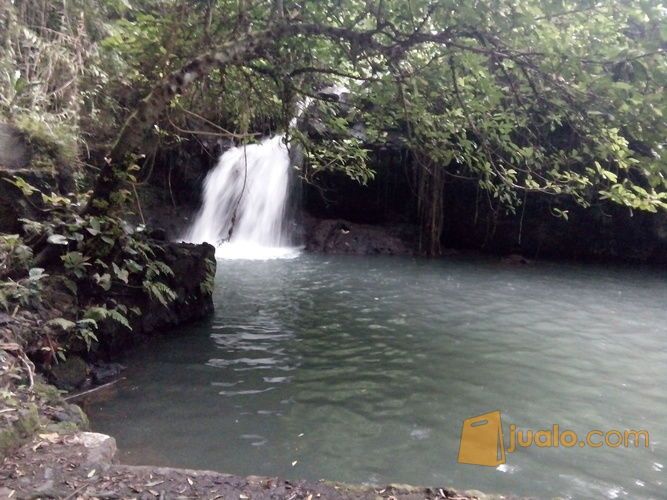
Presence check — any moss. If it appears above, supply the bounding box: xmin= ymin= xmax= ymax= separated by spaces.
xmin=72 ymin=404 xmax=89 ymax=430
xmin=49 ymin=355 xmax=88 ymax=390
xmin=0 ymin=427 xmax=20 ymax=458
xmin=14 ymin=406 xmax=40 ymax=436
xmin=45 ymin=420 xmax=81 ymax=434
xmin=33 ymin=381 xmax=65 ymax=405
xmin=57 ymin=403 xmax=90 ymax=431
xmin=14 ymin=113 xmax=79 ymax=171
xmin=0 ymin=404 xmax=40 ymax=459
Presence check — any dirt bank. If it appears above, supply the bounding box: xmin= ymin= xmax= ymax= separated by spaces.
xmin=0 ymin=431 xmax=498 ymax=500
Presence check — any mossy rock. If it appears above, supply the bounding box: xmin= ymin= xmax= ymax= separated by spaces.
xmin=13 ymin=115 xmax=77 ymax=170
xmin=33 ymin=381 xmax=65 ymax=405
xmin=49 ymin=355 xmax=88 ymax=390
xmin=0 ymin=123 xmax=31 ymax=169
xmin=0 ymin=404 xmax=40 ymax=459
xmin=2 ymin=116 xmax=79 ymax=193
xmin=0 ymin=381 xmax=90 ymax=460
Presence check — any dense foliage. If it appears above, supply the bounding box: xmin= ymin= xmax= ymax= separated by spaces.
xmin=0 ymin=177 xmax=181 ymax=364
xmin=1 ymin=1 xmax=666 ymax=254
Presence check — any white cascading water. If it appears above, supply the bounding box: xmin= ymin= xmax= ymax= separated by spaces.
xmin=183 ymin=135 xmax=299 ymax=260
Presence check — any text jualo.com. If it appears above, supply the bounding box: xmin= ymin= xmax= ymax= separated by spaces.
xmin=457 ymin=410 xmax=649 ymax=467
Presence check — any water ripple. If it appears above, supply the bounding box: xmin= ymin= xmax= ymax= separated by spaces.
xmin=89 ymin=255 xmax=667 ymax=500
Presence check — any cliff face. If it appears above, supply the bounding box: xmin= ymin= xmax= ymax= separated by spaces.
xmin=439 ymin=179 xmax=667 ymax=264
xmin=301 ymin=156 xmax=667 ymax=264
xmin=96 ymin=240 xmax=216 ymax=355
xmin=134 ymin=136 xmax=667 ymax=264
xmin=0 ymin=127 xmax=218 ymax=395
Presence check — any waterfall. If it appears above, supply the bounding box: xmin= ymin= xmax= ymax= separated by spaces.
xmin=183 ymin=135 xmax=299 ymax=260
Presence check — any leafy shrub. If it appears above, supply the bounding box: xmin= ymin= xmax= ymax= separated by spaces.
xmin=0 ymin=267 xmax=47 ymax=312
xmin=2 ymin=176 xmax=178 ymax=359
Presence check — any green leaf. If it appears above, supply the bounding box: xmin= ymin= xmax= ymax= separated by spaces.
xmin=109 ymin=308 xmax=132 ymax=330
xmin=125 ymin=260 xmax=143 ymax=273
xmin=84 ymin=306 xmax=109 ymax=321
xmin=47 ymin=234 xmax=68 ymax=245
xmin=94 ymin=273 xmax=112 ymax=291
xmin=112 ymin=262 xmax=129 ymax=284
xmin=47 ymin=318 xmax=76 ymax=331
xmin=28 ymin=268 xmax=45 ymax=278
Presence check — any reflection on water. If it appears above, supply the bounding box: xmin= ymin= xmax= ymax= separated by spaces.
xmin=86 ymin=255 xmax=667 ymax=499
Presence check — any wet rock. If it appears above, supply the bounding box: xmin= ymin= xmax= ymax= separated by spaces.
xmin=49 ymin=355 xmax=88 ymax=390
xmin=147 ymin=227 xmax=167 ymax=241
xmin=98 ymin=241 xmax=216 ymax=354
xmin=501 ymin=254 xmax=532 ymax=265
xmin=90 ymin=362 xmax=125 ymax=384
xmin=141 ymin=241 xmax=216 ymax=330
xmin=0 ymin=123 xmax=31 ymax=169
xmin=303 ymin=217 xmax=415 ymax=256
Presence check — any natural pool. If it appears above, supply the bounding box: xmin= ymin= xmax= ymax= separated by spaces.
xmin=87 ymin=254 xmax=667 ymax=499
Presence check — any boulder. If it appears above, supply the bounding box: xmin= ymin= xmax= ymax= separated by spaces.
xmin=49 ymin=355 xmax=88 ymax=390
xmin=90 ymin=362 xmax=125 ymax=384
xmin=0 ymin=123 xmax=31 ymax=170
xmin=77 ymin=432 xmax=117 ymax=471
xmin=139 ymin=241 xmax=216 ymax=332
xmin=97 ymin=241 xmax=216 ymax=354
xmin=303 ymin=217 xmax=415 ymax=256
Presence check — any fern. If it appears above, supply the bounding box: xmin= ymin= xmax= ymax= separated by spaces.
xmin=108 ymin=308 xmax=132 ymax=331
xmin=200 ymin=257 xmax=216 ymax=295
xmin=152 ymin=260 xmax=174 ymax=277
xmin=143 ymin=280 xmax=177 ymax=307
xmin=83 ymin=306 xmax=109 ymax=321
xmin=146 ymin=260 xmax=174 ymax=280
xmin=47 ymin=318 xmax=76 ymax=331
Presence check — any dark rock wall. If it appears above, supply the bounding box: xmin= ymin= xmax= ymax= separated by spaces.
xmin=136 ymin=138 xmax=667 ymax=264
xmin=440 ymin=179 xmax=667 ymax=264
xmin=303 ymin=159 xmax=667 ymax=264
xmin=133 ymin=139 xmax=225 ymax=238
xmin=0 ymin=124 xmax=31 ymax=170
xmin=302 ymin=216 xmax=416 ymax=255
xmin=97 ymin=241 xmax=216 ymax=355
xmin=301 ymin=149 xmax=415 ymax=226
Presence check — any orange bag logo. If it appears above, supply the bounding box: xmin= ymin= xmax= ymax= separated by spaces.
xmin=457 ymin=410 xmax=506 ymax=466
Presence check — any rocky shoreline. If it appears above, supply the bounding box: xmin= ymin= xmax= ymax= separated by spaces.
xmin=0 ymin=356 xmax=498 ymax=500
xmin=2 ymin=430 xmax=497 ymax=500
xmin=0 ymin=357 xmax=496 ymax=500
xmin=0 ymin=237 xmax=492 ymax=499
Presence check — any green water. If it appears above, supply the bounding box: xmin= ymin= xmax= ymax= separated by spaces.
xmin=87 ymin=254 xmax=667 ymax=499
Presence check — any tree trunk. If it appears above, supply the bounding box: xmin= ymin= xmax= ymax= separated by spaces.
xmin=84 ymin=25 xmax=290 ymax=214
xmin=83 ymin=21 xmax=382 ymax=214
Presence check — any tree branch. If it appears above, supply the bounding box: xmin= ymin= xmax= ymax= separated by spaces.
xmin=83 ymin=18 xmax=588 ymax=213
